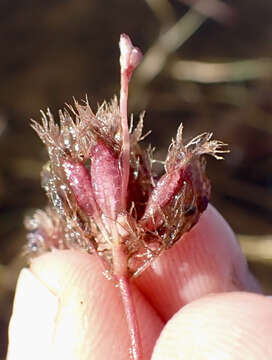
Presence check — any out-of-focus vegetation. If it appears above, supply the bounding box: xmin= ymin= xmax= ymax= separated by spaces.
xmin=1 ymin=0 xmax=272 ymax=357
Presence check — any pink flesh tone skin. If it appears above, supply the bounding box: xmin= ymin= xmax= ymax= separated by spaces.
xmin=29 ymin=250 xmax=163 ymax=360
xmin=152 ymin=292 xmax=272 ymax=360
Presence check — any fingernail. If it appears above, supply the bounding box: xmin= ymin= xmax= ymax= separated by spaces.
xmin=7 ymin=268 xmax=58 ymax=360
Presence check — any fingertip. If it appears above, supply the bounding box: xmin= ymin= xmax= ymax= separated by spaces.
xmin=152 ymin=292 xmax=272 ymax=360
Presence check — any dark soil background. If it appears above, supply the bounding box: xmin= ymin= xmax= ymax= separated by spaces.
xmin=1 ymin=0 xmax=272 ymax=357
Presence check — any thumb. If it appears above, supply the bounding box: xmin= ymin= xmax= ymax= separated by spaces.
xmin=7 ymin=250 xmax=163 ymax=360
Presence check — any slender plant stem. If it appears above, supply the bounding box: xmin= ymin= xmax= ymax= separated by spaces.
xmin=120 ymin=69 xmax=130 ymax=209
xmin=118 ymin=274 xmax=143 ymax=360
xmin=117 ymin=34 xmax=144 ymax=359
xmin=119 ymin=34 xmax=142 ymax=209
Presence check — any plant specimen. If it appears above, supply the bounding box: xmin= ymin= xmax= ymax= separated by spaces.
xmin=25 ymin=34 xmax=227 ymax=360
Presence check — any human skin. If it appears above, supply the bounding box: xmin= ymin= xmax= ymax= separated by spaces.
xmin=7 ymin=205 xmax=272 ymax=360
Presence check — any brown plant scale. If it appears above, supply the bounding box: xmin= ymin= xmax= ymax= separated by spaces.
xmin=25 ymin=34 xmax=228 ymax=360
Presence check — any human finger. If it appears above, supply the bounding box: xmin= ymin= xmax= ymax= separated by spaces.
xmin=7 ymin=250 xmax=163 ymax=360
xmin=152 ymin=292 xmax=272 ymax=360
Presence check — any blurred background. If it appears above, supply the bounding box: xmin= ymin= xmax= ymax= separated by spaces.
xmin=1 ymin=0 xmax=272 ymax=357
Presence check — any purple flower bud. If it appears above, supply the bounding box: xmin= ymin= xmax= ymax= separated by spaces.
xmin=90 ymin=142 xmax=121 ymax=219
xmin=62 ymin=159 xmax=97 ymax=217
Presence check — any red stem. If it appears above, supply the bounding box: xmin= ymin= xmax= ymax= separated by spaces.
xmin=118 ymin=274 xmax=143 ymax=360
xmin=117 ymin=34 xmax=143 ymax=360
xmin=119 ymin=34 xmax=142 ymax=210
xmin=120 ymin=69 xmax=130 ymax=209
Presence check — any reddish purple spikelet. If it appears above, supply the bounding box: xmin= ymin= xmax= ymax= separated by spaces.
xmin=90 ymin=142 xmax=121 ymax=219
xmin=140 ymin=168 xmax=186 ymax=230
xmin=62 ymin=159 xmax=97 ymax=217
